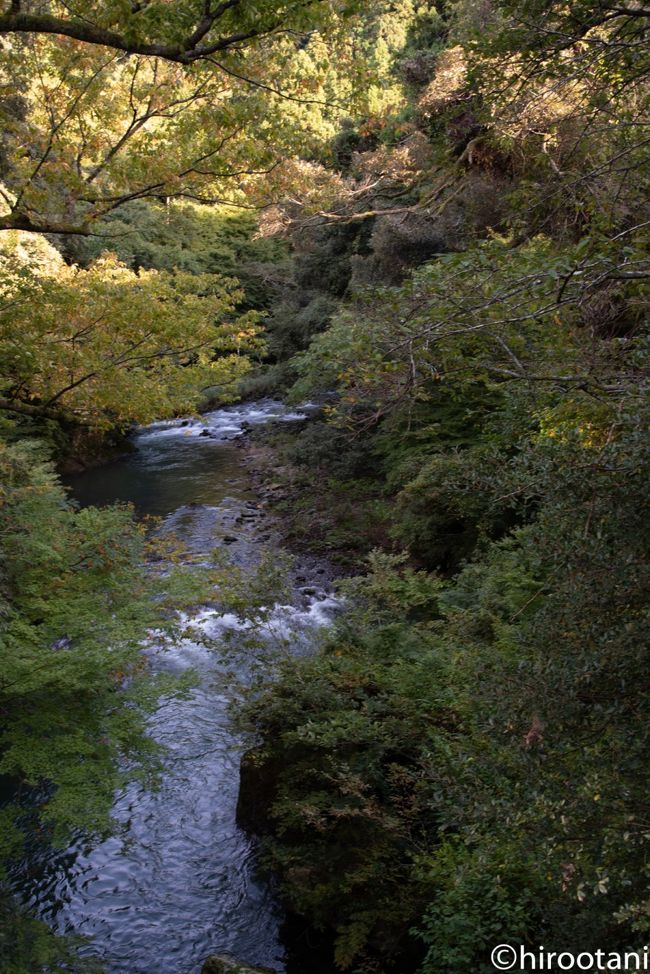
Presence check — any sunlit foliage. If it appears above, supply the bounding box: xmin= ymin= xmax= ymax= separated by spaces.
xmin=0 ymin=231 xmax=262 ymax=427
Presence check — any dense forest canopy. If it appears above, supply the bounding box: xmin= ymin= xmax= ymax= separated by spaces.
xmin=1 ymin=0 xmax=650 ymax=972
xmin=0 ymin=0 xmax=392 ymax=234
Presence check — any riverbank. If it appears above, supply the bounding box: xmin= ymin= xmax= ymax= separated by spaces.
xmin=237 ymin=414 xmax=390 ymax=572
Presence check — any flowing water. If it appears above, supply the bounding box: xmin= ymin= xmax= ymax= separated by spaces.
xmin=9 ymin=400 xmax=338 ymax=974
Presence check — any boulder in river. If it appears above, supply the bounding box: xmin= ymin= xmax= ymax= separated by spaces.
xmin=299 ymin=585 xmax=319 ymax=597
xmin=201 ymin=955 xmax=277 ymax=974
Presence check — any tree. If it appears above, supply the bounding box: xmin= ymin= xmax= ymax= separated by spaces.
xmin=0 ymin=0 xmax=377 ymax=235
xmin=0 ymin=231 xmax=262 ymax=426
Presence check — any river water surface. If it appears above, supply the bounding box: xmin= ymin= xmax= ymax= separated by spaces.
xmin=10 ymin=400 xmax=337 ymax=974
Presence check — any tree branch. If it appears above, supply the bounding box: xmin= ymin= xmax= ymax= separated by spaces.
xmin=0 ymin=9 xmax=267 ymax=63
xmin=0 ymin=395 xmax=74 ymax=420
xmin=0 ymin=212 xmax=92 ymax=235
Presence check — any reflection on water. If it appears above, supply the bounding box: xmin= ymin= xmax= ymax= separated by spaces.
xmin=11 ymin=400 xmax=336 ymax=974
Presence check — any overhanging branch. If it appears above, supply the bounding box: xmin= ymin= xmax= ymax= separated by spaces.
xmin=0 ymin=212 xmax=92 ymax=235
xmin=0 ymin=7 xmax=266 ymax=63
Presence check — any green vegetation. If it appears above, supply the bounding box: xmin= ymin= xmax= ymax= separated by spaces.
xmin=235 ymin=0 xmax=650 ymax=970
xmin=1 ymin=0 xmax=650 ymax=971
xmin=65 ymin=200 xmax=289 ymax=310
xmin=1 ymin=232 xmax=261 ymax=428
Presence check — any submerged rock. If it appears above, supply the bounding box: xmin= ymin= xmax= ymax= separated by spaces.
xmin=201 ymin=955 xmax=276 ymax=974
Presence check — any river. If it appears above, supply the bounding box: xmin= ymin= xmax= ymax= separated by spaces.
xmin=9 ymin=399 xmax=339 ymax=974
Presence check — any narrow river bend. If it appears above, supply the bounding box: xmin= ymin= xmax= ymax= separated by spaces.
xmin=10 ymin=400 xmax=338 ymax=974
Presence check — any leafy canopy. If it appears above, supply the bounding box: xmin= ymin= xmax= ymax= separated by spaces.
xmin=0 ymin=230 xmax=262 ymax=426
xmin=0 ymin=0 xmax=396 ymax=234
